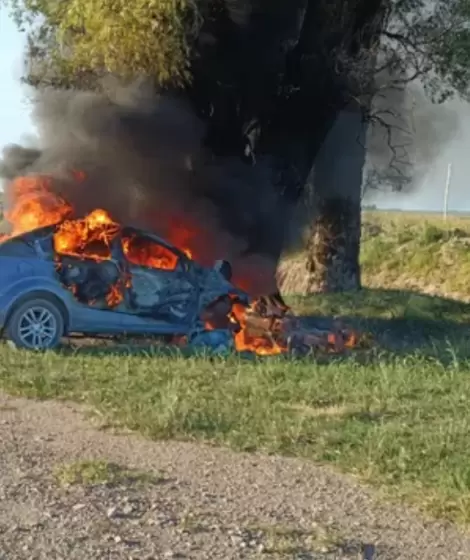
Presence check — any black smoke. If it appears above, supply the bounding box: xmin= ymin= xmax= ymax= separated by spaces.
xmin=364 ymin=78 xmax=460 ymax=193
xmin=0 ymin=79 xmax=295 ymax=294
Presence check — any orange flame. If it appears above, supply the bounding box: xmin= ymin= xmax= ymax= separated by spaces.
xmin=122 ymin=234 xmax=178 ymax=270
xmin=5 ymin=175 xmax=72 ymax=236
xmin=229 ymin=301 xmax=286 ymax=355
xmin=54 ymin=209 xmax=119 ymax=260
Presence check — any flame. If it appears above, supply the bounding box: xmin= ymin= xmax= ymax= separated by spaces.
xmin=166 ymin=217 xmax=196 ymax=259
xmin=202 ymin=297 xmax=289 ymax=355
xmin=5 ymin=175 xmax=72 ymax=236
xmin=0 ymin=175 xmax=197 ymax=314
xmin=54 ymin=209 xmax=119 ymax=260
xmin=122 ymin=234 xmax=178 ymax=270
xmin=0 ymin=173 xmax=364 ymax=355
xmin=229 ymin=301 xmax=286 ymax=355
xmin=106 ymin=279 xmax=125 ymax=307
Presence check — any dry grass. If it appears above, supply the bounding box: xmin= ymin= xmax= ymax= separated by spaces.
xmin=279 ymin=211 xmax=470 ymax=300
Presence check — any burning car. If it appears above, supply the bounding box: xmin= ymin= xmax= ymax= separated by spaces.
xmin=0 ymin=209 xmax=249 ymax=350
xmin=0 ymin=175 xmax=363 ymax=355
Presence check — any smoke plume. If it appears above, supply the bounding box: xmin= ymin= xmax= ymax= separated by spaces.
xmin=0 ymin=79 xmax=292 ymax=294
xmin=365 ymin=77 xmax=460 ymax=192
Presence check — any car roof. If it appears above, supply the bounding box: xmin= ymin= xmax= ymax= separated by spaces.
xmin=1 ymin=222 xmax=189 ymax=260
xmin=0 ymin=224 xmax=57 ymax=244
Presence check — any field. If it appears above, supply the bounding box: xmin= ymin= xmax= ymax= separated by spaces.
xmin=3 ymin=211 xmax=470 ymax=526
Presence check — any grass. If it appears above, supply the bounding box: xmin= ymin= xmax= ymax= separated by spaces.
xmin=3 ymin=211 xmax=470 ymax=525
xmin=53 ymin=459 xmax=160 ymax=487
xmin=280 ymin=211 xmax=470 ymax=301
xmin=361 ymin=212 xmax=470 ymax=299
xmin=247 ymin=523 xmax=343 ymax=556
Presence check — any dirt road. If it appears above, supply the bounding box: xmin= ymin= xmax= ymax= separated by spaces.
xmin=0 ymin=392 xmax=469 ymax=559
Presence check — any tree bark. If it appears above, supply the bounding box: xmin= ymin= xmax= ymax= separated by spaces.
xmin=306 ymin=195 xmax=362 ymax=292
xmin=306 ymin=106 xmax=365 ymax=292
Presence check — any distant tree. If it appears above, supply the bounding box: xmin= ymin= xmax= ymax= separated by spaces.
xmin=4 ymin=0 xmax=470 ymax=293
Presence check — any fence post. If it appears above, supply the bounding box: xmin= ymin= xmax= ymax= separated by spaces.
xmin=443 ymin=163 xmax=452 ymax=221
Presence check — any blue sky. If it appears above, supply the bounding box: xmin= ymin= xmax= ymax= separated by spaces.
xmin=0 ymin=9 xmax=469 ymax=212
xmin=0 ymin=9 xmax=33 ymax=149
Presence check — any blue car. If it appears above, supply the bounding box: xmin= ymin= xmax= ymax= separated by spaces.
xmin=0 ymin=223 xmax=247 ymax=350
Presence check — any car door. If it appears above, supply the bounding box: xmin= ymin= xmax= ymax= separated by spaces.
xmin=119 ymin=228 xmax=200 ymax=327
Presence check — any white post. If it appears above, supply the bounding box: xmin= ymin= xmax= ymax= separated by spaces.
xmin=443 ymin=163 xmax=452 ymax=221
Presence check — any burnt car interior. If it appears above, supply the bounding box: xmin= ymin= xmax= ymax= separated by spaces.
xmin=58 ymin=257 xmax=122 ymax=308
xmin=120 ymin=228 xmax=197 ymax=322
xmin=52 ymin=226 xmax=124 ymax=310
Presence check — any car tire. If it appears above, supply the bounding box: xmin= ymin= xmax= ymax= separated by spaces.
xmin=6 ymin=297 xmax=65 ymax=350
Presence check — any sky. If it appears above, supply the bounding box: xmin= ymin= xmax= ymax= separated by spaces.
xmin=0 ymin=9 xmax=469 ymax=212
xmin=0 ymin=9 xmax=33 ymax=149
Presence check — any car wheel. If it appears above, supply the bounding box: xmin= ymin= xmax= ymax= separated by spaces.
xmin=6 ymin=297 xmax=65 ymax=350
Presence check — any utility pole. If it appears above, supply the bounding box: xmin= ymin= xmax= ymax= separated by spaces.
xmin=443 ymin=163 xmax=452 ymax=221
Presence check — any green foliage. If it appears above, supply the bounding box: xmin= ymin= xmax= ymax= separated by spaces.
xmin=2 ymin=0 xmax=470 ymax=99
xmin=3 ymin=0 xmax=202 ymax=87
xmin=430 ymin=0 xmax=470 ymax=101
xmin=360 ymin=213 xmax=470 ymax=297
xmin=53 ymin=459 xmax=160 ymax=486
xmin=389 ymin=0 xmax=470 ymax=101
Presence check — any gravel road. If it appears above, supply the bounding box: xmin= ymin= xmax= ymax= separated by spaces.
xmin=1 ymin=392 xmax=469 ymax=560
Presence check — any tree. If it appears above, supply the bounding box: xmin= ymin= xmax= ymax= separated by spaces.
xmin=3 ymin=0 xmax=470 ymax=293
xmin=6 ymin=0 xmax=199 ymax=88
xmin=304 ymin=0 xmax=470 ymax=291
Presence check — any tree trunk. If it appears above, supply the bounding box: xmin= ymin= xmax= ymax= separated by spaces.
xmin=191 ymin=0 xmax=384 ymax=295
xmin=306 ymin=105 xmax=365 ymax=292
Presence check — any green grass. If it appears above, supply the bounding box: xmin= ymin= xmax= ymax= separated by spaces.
xmin=360 ymin=212 xmax=470 ymax=300
xmin=289 ymin=289 xmax=470 ymax=323
xmin=247 ymin=523 xmax=342 ymax=556
xmin=53 ymin=459 xmax=160 ymax=487
xmin=280 ymin=211 xmax=470 ymax=301
xmin=2 ymin=289 xmax=470 ymax=523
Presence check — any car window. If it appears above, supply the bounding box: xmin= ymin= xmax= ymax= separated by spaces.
xmin=122 ymin=233 xmax=179 ymax=271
